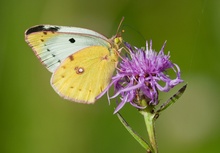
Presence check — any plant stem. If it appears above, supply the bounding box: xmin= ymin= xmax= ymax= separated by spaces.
xmin=144 ymin=112 xmax=157 ymax=153
xmin=140 ymin=106 xmax=158 ymax=153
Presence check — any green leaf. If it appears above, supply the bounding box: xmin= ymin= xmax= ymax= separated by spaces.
xmin=156 ymin=84 xmax=187 ymax=113
xmin=116 ymin=112 xmax=152 ymax=152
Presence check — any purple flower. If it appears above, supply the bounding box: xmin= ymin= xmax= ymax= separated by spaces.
xmin=111 ymin=40 xmax=183 ymax=113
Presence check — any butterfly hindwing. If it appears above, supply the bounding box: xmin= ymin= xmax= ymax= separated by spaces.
xmin=51 ymin=46 xmax=117 ymax=103
xmin=25 ymin=25 xmax=110 ymax=72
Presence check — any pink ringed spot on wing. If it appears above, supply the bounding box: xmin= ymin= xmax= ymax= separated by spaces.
xmin=74 ymin=67 xmax=84 ymax=74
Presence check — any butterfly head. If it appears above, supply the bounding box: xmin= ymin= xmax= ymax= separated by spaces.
xmin=112 ymin=35 xmax=123 ymax=49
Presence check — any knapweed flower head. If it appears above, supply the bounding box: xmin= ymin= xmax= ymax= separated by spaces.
xmin=111 ymin=40 xmax=183 ymax=113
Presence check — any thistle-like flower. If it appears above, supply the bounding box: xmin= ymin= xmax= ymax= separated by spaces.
xmin=111 ymin=40 xmax=183 ymax=113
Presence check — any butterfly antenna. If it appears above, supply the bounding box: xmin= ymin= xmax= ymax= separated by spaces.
xmin=116 ymin=17 xmax=125 ymax=35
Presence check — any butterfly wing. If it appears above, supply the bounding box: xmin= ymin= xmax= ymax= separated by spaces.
xmin=25 ymin=25 xmax=110 ymax=72
xmin=51 ymin=46 xmax=117 ymax=103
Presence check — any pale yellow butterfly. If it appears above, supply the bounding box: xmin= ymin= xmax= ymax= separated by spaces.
xmin=25 ymin=20 xmax=123 ymax=104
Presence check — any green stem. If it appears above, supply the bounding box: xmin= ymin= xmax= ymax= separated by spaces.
xmin=142 ymin=111 xmax=158 ymax=153
xmin=139 ymin=99 xmax=158 ymax=153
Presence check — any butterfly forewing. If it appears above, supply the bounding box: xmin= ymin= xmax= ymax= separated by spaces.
xmin=25 ymin=25 xmax=111 ymax=72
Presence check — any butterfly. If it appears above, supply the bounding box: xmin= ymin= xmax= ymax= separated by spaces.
xmin=25 ymin=21 xmax=123 ymax=104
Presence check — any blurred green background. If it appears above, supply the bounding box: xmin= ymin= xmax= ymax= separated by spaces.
xmin=1 ymin=0 xmax=220 ymax=152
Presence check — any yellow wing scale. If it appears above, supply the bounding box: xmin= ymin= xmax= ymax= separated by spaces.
xmin=51 ymin=46 xmax=117 ymax=103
